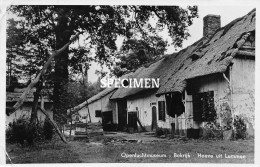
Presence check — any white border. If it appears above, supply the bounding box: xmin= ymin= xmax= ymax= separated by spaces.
xmin=0 ymin=0 xmax=259 ymax=167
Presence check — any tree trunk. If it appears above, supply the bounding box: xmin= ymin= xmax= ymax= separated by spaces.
xmin=82 ymin=65 xmax=88 ymax=88
xmin=69 ymin=119 xmax=72 ymax=137
xmin=53 ymin=26 xmax=71 ymax=121
xmin=38 ymin=106 xmax=67 ymax=143
xmin=30 ymin=82 xmax=43 ymax=124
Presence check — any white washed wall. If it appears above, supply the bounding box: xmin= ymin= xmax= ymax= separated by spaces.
xmin=79 ymin=100 xmax=102 ymax=123
xmin=127 ymin=93 xmax=174 ymax=131
xmin=231 ymin=57 xmax=254 ymax=132
xmin=6 ymin=102 xmax=53 ymax=128
xmin=185 ymin=74 xmax=230 ymax=129
xmin=77 ymin=91 xmax=116 ymax=124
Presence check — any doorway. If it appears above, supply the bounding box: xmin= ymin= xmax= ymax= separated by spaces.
xmin=151 ymin=106 xmax=157 ymax=131
xmin=117 ymin=99 xmax=127 ymax=131
xmin=128 ymin=112 xmax=138 ymax=131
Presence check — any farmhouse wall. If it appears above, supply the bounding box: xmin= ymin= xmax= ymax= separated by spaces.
xmin=231 ymin=57 xmax=255 ymax=134
xmin=6 ymin=102 xmax=53 ymax=127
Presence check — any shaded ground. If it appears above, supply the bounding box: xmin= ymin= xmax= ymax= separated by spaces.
xmin=6 ymin=132 xmax=254 ymax=163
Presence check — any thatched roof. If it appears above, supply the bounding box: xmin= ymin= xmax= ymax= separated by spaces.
xmin=110 ymin=9 xmax=255 ymax=99
xmin=6 ymin=92 xmax=51 ymax=102
xmin=86 ymin=87 xmax=116 ymax=104
xmin=157 ymin=9 xmax=255 ymax=95
xmin=86 ymin=71 xmax=135 ymax=104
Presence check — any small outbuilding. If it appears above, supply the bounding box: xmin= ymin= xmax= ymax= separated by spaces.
xmin=6 ymin=88 xmax=53 ymax=127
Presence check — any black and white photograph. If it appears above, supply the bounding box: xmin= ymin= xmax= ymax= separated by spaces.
xmin=1 ymin=0 xmax=258 ymax=165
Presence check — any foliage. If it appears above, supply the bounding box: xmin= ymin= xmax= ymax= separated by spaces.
xmin=8 ymin=5 xmax=199 ymax=77
xmin=8 ymin=5 xmax=198 ymax=121
xmin=200 ymin=114 xmax=248 ymax=140
xmin=56 ymin=80 xmax=104 ymax=125
xmin=234 ymin=115 xmax=247 ymax=139
xmin=155 ymin=127 xmax=170 ymax=137
xmin=219 ymin=103 xmax=233 ymax=130
xmin=112 ymin=37 xmax=168 ymax=77
xmin=155 ymin=127 xmax=164 ymax=137
xmin=6 ymin=116 xmax=43 ymax=145
xmin=6 ymin=115 xmax=62 ymax=145
xmin=201 ymin=123 xmax=223 ymax=140
xmin=201 ymin=92 xmax=217 ymax=123
xmin=6 ymin=19 xmax=26 ymax=82
xmin=6 ymin=18 xmax=51 ymax=83
xmin=6 ymin=76 xmax=19 ymax=92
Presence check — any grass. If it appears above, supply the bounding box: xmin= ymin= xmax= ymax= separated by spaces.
xmin=6 ymin=137 xmax=254 ymax=163
xmin=6 ymin=137 xmax=81 ymax=163
xmin=71 ymin=139 xmax=254 ymax=163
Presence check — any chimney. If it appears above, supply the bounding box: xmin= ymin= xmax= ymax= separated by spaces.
xmin=203 ymin=14 xmax=221 ymax=38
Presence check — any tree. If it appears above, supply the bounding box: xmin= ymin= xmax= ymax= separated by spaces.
xmin=9 ymin=5 xmax=198 ymax=120
xmin=6 ymin=32 xmax=82 ymax=143
xmin=112 ymin=37 xmax=168 ymax=77
xmin=6 ymin=18 xmax=25 ymax=85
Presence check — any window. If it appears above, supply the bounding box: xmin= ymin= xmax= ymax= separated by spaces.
xmin=75 ymin=115 xmax=80 ymax=121
xmin=158 ymin=101 xmax=166 ymax=121
xmin=95 ymin=110 xmax=102 ymax=117
xmin=193 ymin=91 xmax=214 ymax=122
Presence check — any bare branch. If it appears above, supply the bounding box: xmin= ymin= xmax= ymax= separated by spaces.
xmin=67 ymin=101 xmax=88 ymax=116
xmin=38 ymin=106 xmax=67 ymax=143
xmin=6 ymin=31 xmax=83 ymax=116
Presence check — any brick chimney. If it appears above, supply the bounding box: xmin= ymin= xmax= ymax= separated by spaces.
xmin=203 ymin=14 xmax=221 ymax=38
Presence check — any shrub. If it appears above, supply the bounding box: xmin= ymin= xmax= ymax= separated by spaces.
xmin=6 ymin=116 xmax=54 ymax=145
xmin=201 ymin=92 xmax=217 ymax=123
xmin=155 ymin=127 xmax=164 ymax=137
xmin=200 ymin=123 xmax=223 ymax=140
xmin=155 ymin=127 xmax=170 ymax=137
xmin=234 ymin=115 xmax=247 ymax=139
xmin=6 ymin=117 xmax=36 ymax=145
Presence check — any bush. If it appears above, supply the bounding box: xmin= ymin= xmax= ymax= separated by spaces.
xmin=43 ymin=118 xmax=54 ymax=140
xmin=6 ymin=117 xmax=54 ymax=145
xmin=6 ymin=117 xmax=36 ymax=145
xmin=200 ymin=123 xmax=223 ymax=140
xmin=155 ymin=127 xmax=170 ymax=137
xmin=155 ymin=127 xmax=164 ymax=136
xmin=234 ymin=115 xmax=247 ymax=139
xmin=201 ymin=92 xmax=217 ymax=123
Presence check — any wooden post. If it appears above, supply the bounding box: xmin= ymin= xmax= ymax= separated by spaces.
xmin=86 ymin=102 xmax=91 ymax=123
xmin=175 ymin=114 xmax=179 ymax=136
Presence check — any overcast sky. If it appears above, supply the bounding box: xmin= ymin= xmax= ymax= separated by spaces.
xmin=88 ymin=5 xmax=255 ymax=83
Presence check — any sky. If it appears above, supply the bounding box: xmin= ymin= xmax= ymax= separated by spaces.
xmin=88 ymin=6 xmax=255 ymax=83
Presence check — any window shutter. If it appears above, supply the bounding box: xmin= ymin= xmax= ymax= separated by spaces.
xmin=193 ymin=94 xmax=203 ymax=121
xmin=158 ymin=101 xmax=166 ymax=121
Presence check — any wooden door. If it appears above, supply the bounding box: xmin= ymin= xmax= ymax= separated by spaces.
xmin=128 ymin=112 xmax=137 ymax=130
xmin=151 ymin=106 xmax=157 ymax=131
xmin=117 ymin=99 xmax=127 ymax=131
